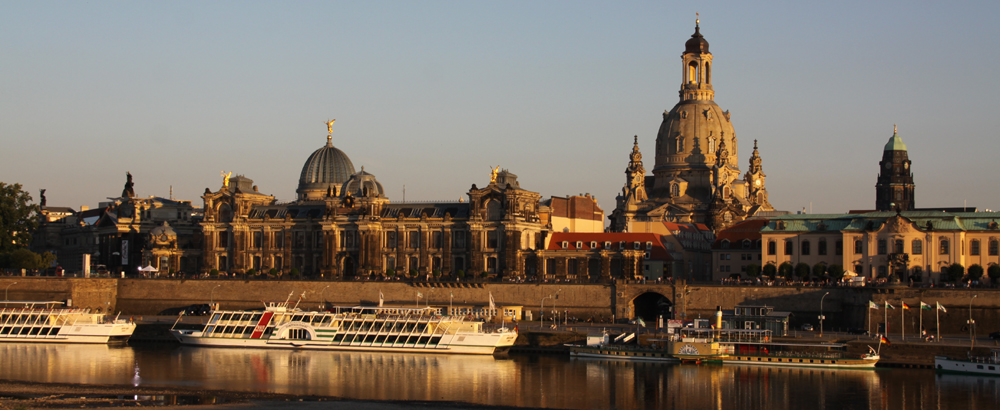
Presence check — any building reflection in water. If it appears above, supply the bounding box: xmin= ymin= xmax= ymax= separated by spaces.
xmin=2 ymin=344 xmax=999 ymax=409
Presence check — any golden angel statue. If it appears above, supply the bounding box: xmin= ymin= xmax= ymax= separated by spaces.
xmin=490 ymin=165 xmax=500 ymax=183
xmin=326 ymin=119 xmax=336 ymax=134
xmin=221 ymin=171 xmax=232 ymax=188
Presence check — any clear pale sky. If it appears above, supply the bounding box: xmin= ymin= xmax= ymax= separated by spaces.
xmin=3 ymin=1 xmax=999 ymax=218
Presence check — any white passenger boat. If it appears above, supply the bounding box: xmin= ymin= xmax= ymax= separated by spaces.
xmin=935 ymin=350 xmax=1000 ymax=376
xmin=0 ymin=301 xmax=136 ymax=344
xmin=170 ymin=300 xmax=518 ymax=355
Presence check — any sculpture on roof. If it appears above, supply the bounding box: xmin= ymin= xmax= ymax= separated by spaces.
xmin=326 ymin=119 xmax=336 ymax=134
xmin=122 ymin=172 xmax=135 ymax=198
xmin=490 ymin=165 xmax=500 ymax=184
xmin=221 ymin=171 xmax=232 ymax=188
xmin=39 ymin=189 xmax=46 ymax=207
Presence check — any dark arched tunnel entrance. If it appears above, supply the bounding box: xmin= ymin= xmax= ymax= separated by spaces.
xmin=632 ymin=292 xmax=673 ymax=323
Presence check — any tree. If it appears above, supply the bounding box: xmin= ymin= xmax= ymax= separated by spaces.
xmin=778 ymin=262 xmax=794 ymax=280
xmin=812 ymin=263 xmax=827 ymax=281
xmin=794 ymin=262 xmax=811 ymax=280
xmin=0 ymin=182 xmax=40 ymax=252
xmin=209 ymin=268 xmax=219 ymax=276
xmin=827 ymin=264 xmax=845 ymax=281
xmin=968 ymin=264 xmax=984 ymax=282
xmin=247 ymin=268 xmax=256 ymax=277
xmin=745 ymin=263 xmax=761 ymax=278
xmin=456 ymin=269 xmax=466 ymax=279
xmin=946 ymin=263 xmax=965 ymax=283
xmin=268 ymin=268 xmax=278 ymax=277
xmin=386 ymin=268 xmax=395 ymax=277
xmin=988 ymin=264 xmax=1000 ymax=285
xmin=762 ymin=263 xmax=777 ymax=279
xmin=0 ymin=248 xmax=55 ymax=269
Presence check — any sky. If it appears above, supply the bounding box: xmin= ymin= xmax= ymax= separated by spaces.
xmin=3 ymin=1 xmax=999 ymax=219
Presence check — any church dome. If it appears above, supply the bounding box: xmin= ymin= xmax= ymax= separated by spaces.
xmin=340 ymin=167 xmax=385 ymax=199
xmin=297 ymin=135 xmax=356 ymax=200
xmin=884 ymin=126 xmax=907 ymax=151
xmin=684 ymin=24 xmax=710 ymax=54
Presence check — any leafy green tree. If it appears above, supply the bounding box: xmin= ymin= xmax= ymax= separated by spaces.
xmin=988 ymin=264 xmax=1000 ymax=285
xmin=0 ymin=248 xmax=55 ymax=269
xmin=209 ymin=268 xmax=219 ymax=276
xmin=247 ymin=268 xmax=256 ymax=277
xmin=386 ymin=268 xmax=395 ymax=277
xmin=456 ymin=269 xmax=466 ymax=279
xmin=762 ymin=263 xmax=777 ymax=279
xmin=968 ymin=264 xmax=984 ymax=282
xmin=778 ymin=262 xmax=794 ymax=279
xmin=946 ymin=263 xmax=965 ymax=283
xmin=268 ymin=268 xmax=278 ymax=277
xmin=409 ymin=269 xmax=418 ymax=278
xmin=432 ymin=269 xmax=441 ymax=278
xmin=827 ymin=264 xmax=845 ymax=281
xmin=794 ymin=262 xmax=810 ymax=280
xmin=287 ymin=268 xmax=299 ymax=278
xmin=745 ymin=263 xmax=761 ymax=278
xmin=812 ymin=263 xmax=827 ymax=280
xmin=0 ymin=182 xmax=40 ymax=252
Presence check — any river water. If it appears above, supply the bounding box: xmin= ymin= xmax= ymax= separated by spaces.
xmin=1 ymin=343 xmax=997 ymax=410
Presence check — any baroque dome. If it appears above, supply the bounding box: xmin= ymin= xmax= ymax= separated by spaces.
xmin=340 ymin=167 xmax=385 ymax=199
xmin=297 ymin=135 xmax=356 ymax=201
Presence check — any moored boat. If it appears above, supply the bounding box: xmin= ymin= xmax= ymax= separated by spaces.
xmin=170 ymin=300 xmax=517 ymax=355
xmin=935 ymin=350 xmax=1000 ymax=376
xmin=569 ymin=332 xmax=677 ymax=362
xmin=669 ymin=328 xmax=879 ymax=368
xmin=0 ymin=301 xmax=136 ymax=344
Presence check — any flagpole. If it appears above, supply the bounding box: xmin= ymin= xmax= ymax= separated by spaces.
xmin=884 ymin=301 xmax=888 ymax=338
xmin=919 ymin=301 xmax=923 ymax=339
xmin=901 ymin=301 xmax=905 ymax=341
xmin=936 ymin=303 xmax=940 ymax=342
xmin=867 ymin=302 xmax=871 ymax=337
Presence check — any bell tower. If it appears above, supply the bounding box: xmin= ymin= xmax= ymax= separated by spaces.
xmin=875 ymin=125 xmax=915 ymax=211
xmin=680 ymin=15 xmax=714 ymax=102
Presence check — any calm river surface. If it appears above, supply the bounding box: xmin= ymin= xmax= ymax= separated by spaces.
xmin=1 ymin=343 xmax=998 ymax=410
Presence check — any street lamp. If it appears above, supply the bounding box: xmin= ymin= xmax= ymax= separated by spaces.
xmin=819 ymin=292 xmax=829 ymax=337
xmin=969 ymin=294 xmax=977 ymax=348
xmin=4 ymin=282 xmax=17 ymax=301
xmin=552 ymin=289 xmax=562 ymax=329
xmin=541 ymin=295 xmax=553 ymax=328
xmin=319 ymin=285 xmax=330 ymax=310
xmin=210 ymin=284 xmax=222 ymax=308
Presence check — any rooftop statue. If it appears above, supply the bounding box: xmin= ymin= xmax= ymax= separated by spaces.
xmin=326 ymin=119 xmax=336 ymax=134
xmin=221 ymin=171 xmax=232 ymax=188
xmin=122 ymin=172 xmax=135 ymax=198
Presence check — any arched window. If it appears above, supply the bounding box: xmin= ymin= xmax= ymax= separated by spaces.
xmin=485 ymin=200 xmax=502 ymax=221
xmin=721 ymin=239 xmax=730 ymax=249
xmin=893 ymin=240 xmax=904 ymax=254
xmin=784 ymin=241 xmax=793 ymax=255
xmin=990 ymin=240 xmax=999 ymax=256
xmin=676 ymin=137 xmax=684 ymax=153
xmin=912 ymin=239 xmax=923 ymax=255
xmin=671 ymin=184 xmax=680 ymax=197
xmin=688 ymin=61 xmax=699 ymax=83
xmin=742 ymin=239 xmax=752 ymax=249
xmin=854 ymin=239 xmax=864 ymax=254
xmin=877 ymin=239 xmax=887 ymax=255
xmin=970 ymin=239 xmax=981 ymax=256
xmin=705 ymin=62 xmax=711 ymax=84
xmin=818 ymin=239 xmax=827 ymax=255
xmin=939 ymin=239 xmax=950 ymax=255
xmin=801 ymin=240 xmax=811 ymax=255
xmin=767 ymin=241 xmax=776 ymax=255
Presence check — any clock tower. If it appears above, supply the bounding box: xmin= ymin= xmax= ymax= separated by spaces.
xmin=875 ymin=125 xmax=915 ymax=211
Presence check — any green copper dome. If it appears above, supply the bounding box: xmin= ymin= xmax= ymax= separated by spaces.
xmin=884 ymin=125 xmax=907 ymax=151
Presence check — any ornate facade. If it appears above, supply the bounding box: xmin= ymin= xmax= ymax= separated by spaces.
xmin=200 ymin=129 xmax=549 ymax=279
xmin=610 ymin=21 xmax=773 ymax=232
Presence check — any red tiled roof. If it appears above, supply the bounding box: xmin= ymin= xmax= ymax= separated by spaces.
xmin=546 ymin=232 xmax=672 ymax=261
xmin=712 ymin=219 xmax=769 ymax=249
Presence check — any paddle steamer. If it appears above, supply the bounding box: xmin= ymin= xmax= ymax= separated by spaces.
xmin=0 ymin=301 xmax=135 ymax=344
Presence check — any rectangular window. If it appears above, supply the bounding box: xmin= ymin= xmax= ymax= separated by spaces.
xmin=218 ymin=232 xmax=229 ymax=248
xmin=835 ymin=240 xmax=843 ymax=256
xmin=273 ymin=232 xmax=284 ymax=249
xmin=854 ymin=239 xmax=863 ymax=254
xmin=386 ymin=232 xmax=397 ymax=248
xmin=802 ymin=241 xmax=811 ymax=256
xmin=893 ymin=240 xmax=904 ymax=254
xmin=454 ymin=231 xmax=466 ymax=248
xmin=912 ymin=239 xmax=923 ymax=255
xmin=767 ymin=241 xmax=776 ymax=255
xmin=315 ymin=231 xmax=324 ymax=248
xmin=252 ymin=232 xmax=262 ymax=249
xmin=487 ymin=231 xmax=498 ymax=249
xmin=990 ymin=240 xmax=998 ymax=256
xmin=940 ymin=239 xmax=950 ymax=255
xmin=970 ymin=240 xmax=980 ymax=256
xmin=295 ymin=231 xmax=305 ymax=248
xmin=432 ymin=231 xmax=442 ymax=249
xmin=877 ymin=240 xmax=887 ymax=255
xmin=720 ymin=253 xmax=726 ymax=261
xmin=784 ymin=241 xmax=793 ymax=255
xmin=408 ymin=232 xmax=420 ymax=249
xmin=818 ymin=241 xmax=827 ymax=255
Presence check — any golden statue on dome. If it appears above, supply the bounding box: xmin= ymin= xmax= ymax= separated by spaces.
xmin=490 ymin=165 xmax=500 ymax=183
xmin=221 ymin=171 xmax=232 ymax=188
xmin=326 ymin=119 xmax=336 ymax=134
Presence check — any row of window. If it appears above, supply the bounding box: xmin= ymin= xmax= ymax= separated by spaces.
xmin=560 ymin=241 xmax=654 ymax=251
xmin=218 ymin=230 xmax=478 ymax=251
xmin=767 ymin=238 xmax=1000 ymax=257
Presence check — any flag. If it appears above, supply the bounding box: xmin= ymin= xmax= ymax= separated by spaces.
xmin=379 ymin=291 xmax=384 ymax=307
xmin=868 ymin=301 xmax=879 ymax=310
xmin=885 ymin=302 xmax=895 ymax=310
xmin=489 ymin=292 xmax=496 ymax=313
xmin=936 ymin=302 xmax=947 ymax=313
xmin=637 ymin=317 xmax=646 ymax=328
xmin=901 ymin=303 xmax=910 ymax=310
xmin=920 ymin=302 xmax=932 ymax=310
xmin=880 ymin=335 xmax=891 ymax=346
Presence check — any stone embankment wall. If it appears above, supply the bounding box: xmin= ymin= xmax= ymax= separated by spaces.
xmin=1 ymin=278 xmax=997 ymax=334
